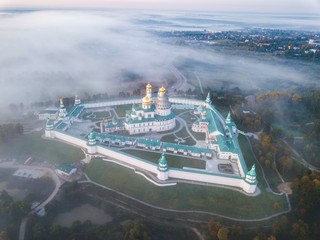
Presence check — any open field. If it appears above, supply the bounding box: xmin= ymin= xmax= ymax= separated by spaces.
xmin=122 ymin=149 xmax=206 ymax=169
xmin=0 ymin=131 xmax=85 ymax=164
xmin=85 ymin=159 xmax=288 ymax=219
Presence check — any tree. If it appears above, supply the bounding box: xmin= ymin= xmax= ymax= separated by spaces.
xmin=291 ymin=220 xmax=309 ymax=240
xmin=265 ymin=160 xmax=271 ymax=168
xmin=123 ymin=219 xmax=150 ymax=240
xmin=32 ymin=223 xmax=47 ymax=240
xmin=0 ymin=231 xmax=9 ymax=240
xmin=292 ymin=94 xmax=302 ymax=102
xmin=257 ymin=94 xmax=264 ymax=101
xmin=278 ymin=156 xmax=293 ymax=174
xmin=49 ymin=224 xmax=63 ymax=238
xmin=230 ymin=225 xmax=242 ymax=240
xmin=267 ymin=235 xmax=276 ymax=240
xmin=279 ymin=216 xmax=288 ymax=230
xmin=273 ymin=202 xmax=280 ymax=210
xmin=217 ymin=227 xmax=229 ymax=240
xmin=208 ymin=218 xmax=221 ymax=238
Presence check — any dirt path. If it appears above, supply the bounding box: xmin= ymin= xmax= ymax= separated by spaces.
xmin=281 ymin=139 xmax=319 ymax=172
xmin=191 ymin=227 xmax=205 ymax=240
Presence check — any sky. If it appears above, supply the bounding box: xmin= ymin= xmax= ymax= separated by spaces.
xmin=1 ymin=0 xmax=320 ymax=13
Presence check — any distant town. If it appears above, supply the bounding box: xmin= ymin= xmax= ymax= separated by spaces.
xmin=155 ymin=28 xmax=320 ymax=60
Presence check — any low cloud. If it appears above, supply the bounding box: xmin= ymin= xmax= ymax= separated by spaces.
xmin=0 ymin=10 xmax=318 ymax=113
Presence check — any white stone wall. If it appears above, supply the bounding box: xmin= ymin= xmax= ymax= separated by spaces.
xmin=169 ymin=98 xmax=203 ymax=106
xmin=83 ymin=97 xmax=203 ymax=109
xmin=96 ymin=145 xmax=158 ymax=173
xmin=54 ymin=131 xmax=88 ymax=148
xmin=51 ymin=129 xmax=256 ymax=193
xmin=83 ymin=98 xmax=141 ymax=108
xmin=39 ymin=113 xmax=58 ymax=120
xmin=168 ymin=169 xmax=243 ymax=188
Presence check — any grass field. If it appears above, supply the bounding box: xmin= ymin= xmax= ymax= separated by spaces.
xmin=179 ymin=111 xmax=198 ymax=125
xmin=238 ymin=135 xmax=268 ymax=190
xmin=0 ymin=131 xmax=85 ymax=164
xmin=122 ymin=149 xmax=206 ymax=169
xmin=238 ymin=134 xmax=291 ymax=194
xmin=175 ymin=127 xmax=190 ymax=138
xmin=83 ymin=111 xmax=111 ymax=122
xmin=85 ymin=159 xmax=288 ymax=219
xmin=114 ymin=104 xmax=132 ymax=117
xmin=188 ymin=126 xmax=206 ymax=141
xmin=160 ymin=127 xmax=196 ymax=146
xmin=94 ymin=111 xmax=111 ymax=118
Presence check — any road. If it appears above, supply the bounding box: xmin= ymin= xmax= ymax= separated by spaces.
xmin=167 ymin=63 xmax=186 ymax=94
xmin=281 ymin=139 xmax=319 ymax=172
xmin=194 ymin=71 xmax=203 ymax=94
xmin=0 ymin=163 xmax=62 ymax=240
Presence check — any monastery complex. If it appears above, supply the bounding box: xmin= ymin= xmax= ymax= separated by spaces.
xmin=43 ymin=83 xmax=258 ymax=194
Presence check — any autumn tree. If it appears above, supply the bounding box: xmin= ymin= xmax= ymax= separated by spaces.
xmin=291 ymin=220 xmax=309 ymax=240
xmin=208 ymin=218 xmax=221 ymax=239
xmin=217 ymin=227 xmax=229 ymax=240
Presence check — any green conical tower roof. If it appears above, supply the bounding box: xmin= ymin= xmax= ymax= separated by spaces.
xmin=112 ymin=115 xmax=118 ymax=124
xmin=88 ymin=130 xmax=96 ymax=140
xmin=226 ymin=112 xmax=231 ymax=123
xmin=206 ymin=92 xmax=211 ymax=103
xmin=158 ymin=153 xmax=168 ymax=172
xmin=247 ymin=164 xmax=256 ymax=177
xmin=159 ymin=153 xmax=167 ymax=165
xmin=46 ymin=118 xmax=53 ymax=126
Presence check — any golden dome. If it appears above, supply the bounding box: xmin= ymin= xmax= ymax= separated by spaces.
xmin=203 ymin=110 xmax=206 ymax=115
xmin=159 ymin=85 xmax=166 ymax=94
xmin=60 ymin=98 xmax=63 ymax=104
xmin=146 ymin=82 xmax=152 ymax=89
xmin=142 ymin=95 xmax=152 ymax=104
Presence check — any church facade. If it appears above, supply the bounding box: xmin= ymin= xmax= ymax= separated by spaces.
xmin=122 ymin=83 xmax=176 ymax=134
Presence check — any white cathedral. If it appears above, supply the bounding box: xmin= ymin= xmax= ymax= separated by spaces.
xmin=123 ymin=83 xmax=176 ymax=134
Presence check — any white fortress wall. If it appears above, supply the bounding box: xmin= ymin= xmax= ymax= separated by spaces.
xmin=54 ymin=130 xmax=88 ymax=148
xmin=82 ymin=97 xmax=204 ymax=109
xmin=54 ymin=129 xmax=158 ymax=173
xmin=169 ymin=97 xmax=203 ymax=106
xmin=96 ymin=145 xmax=158 ymax=173
xmin=168 ymin=168 xmax=243 ymax=188
xmin=51 ymin=129 xmax=255 ymax=193
xmin=82 ymin=98 xmax=141 ymax=109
